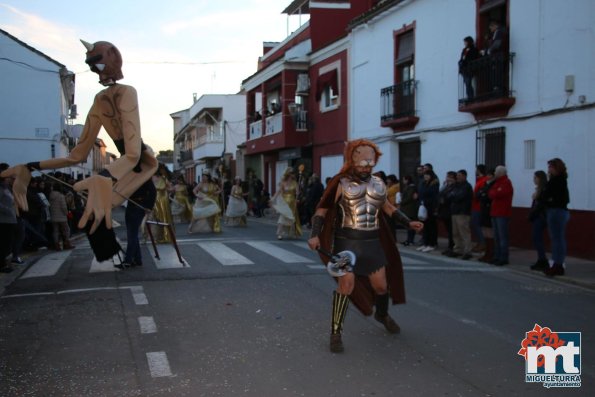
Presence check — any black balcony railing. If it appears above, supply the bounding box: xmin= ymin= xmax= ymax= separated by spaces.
xmin=380 ymin=80 xmax=417 ymax=123
xmin=459 ymin=52 xmax=514 ymax=105
xmin=293 ymin=110 xmax=308 ymax=131
xmin=179 ymin=149 xmax=193 ymax=164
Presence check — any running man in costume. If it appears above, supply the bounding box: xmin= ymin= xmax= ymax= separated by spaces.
xmin=307 ymin=139 xmax=423 ymax=353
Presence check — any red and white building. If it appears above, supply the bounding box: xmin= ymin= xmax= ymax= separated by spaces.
xmin=241 ymin=1 xmax=380 ymax=194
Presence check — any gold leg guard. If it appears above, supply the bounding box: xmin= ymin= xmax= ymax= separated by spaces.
xmin=331 ymin=291 xmax=350 ymax=335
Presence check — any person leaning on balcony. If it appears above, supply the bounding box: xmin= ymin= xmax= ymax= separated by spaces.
xmin=459 ymin=36 xmax=479 ymax=100
xmin=542 ymin=158 xmax=570 ymax=277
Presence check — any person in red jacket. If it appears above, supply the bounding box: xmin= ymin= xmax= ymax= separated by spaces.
xmin=488 ymin=165 xmax=514 ymax=265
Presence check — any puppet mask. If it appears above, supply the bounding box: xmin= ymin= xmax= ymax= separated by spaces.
xmin=81 ymin=40 xmax=123 ymax=86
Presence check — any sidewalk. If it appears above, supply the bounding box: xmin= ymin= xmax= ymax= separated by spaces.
xmin=395 ymin=229 xmax=595 ymax=291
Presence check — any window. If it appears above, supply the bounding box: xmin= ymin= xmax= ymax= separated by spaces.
xmin=392 ymin=25 xmax=416 ymax=119
xmin=524 ymin=140 xmax=535 ymax=169
xmin=322 ymin=85 xmax=339 ymax=109
xmin=316 ymin=62 xmax=340 ymax=112
xmin=476 ymin=127 xmax=505 ymax=170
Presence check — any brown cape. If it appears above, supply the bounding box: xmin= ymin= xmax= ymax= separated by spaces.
xmin=316 ymin=174 xmax=406 ymax=316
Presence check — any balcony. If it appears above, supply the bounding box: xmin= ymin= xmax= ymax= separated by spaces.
xmin=458 ymin=52 xmax=516 ymax=120
xmin=178 ymin=149 xmax=193 ymax=166
xmin=293 ymin=110 xmax=308 ymax=131
xmin=380 ymin=80 xmax=419 ymax=132
xmin=194 ymin=127 xmax=224 ymax=160
xmin=249 ymin=119 xmax=263 ymax=140
xmin=265 ymin=112 xmax=282 ymax=135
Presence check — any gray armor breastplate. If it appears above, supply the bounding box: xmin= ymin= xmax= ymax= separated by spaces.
xmin=339 ymin=176 xmax=386 ymax=230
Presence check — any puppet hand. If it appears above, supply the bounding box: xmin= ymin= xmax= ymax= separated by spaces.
xmin=74 ymin=175 xmax=113 ymax=234
xmin=1 ymin=165 xmax=31 ymax=211
xmin=409 ymin=221 xmax=424 ymax=233
xmin=307 ymin=237 xmax=320 ymax=251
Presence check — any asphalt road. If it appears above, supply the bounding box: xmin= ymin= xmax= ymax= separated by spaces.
xmin=1 ymin=212 xmax=593 ymax=396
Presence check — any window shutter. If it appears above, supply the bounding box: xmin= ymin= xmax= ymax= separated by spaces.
xmin=396 ymin=31 xmax=414 ymax=65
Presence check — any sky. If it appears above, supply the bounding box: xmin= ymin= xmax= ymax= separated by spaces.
xmin=0 ymin=1 xmax=306 ymax=154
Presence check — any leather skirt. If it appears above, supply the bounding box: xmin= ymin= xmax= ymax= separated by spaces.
xmin=333 ymin=228 xmax=385 ymax=276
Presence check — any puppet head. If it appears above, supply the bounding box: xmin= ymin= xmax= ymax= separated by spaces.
xmin=81 ymin=40 xmax=123 ymax=86
xmin=339 ymin=139 xmax=382 ymax=181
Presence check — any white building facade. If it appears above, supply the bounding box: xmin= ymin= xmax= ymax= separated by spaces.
xmin=0 ymin=29 xmax=76 ymax=172
xmin=349 ymin=0 xmax=595 ymax=258
xmin=171 ymin=94 xmax=246 ymax=184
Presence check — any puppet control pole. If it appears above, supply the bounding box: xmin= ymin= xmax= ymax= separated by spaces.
xmin=32 ymin=168 xmax=185 ymax=266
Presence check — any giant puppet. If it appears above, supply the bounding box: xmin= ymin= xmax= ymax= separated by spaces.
xmin=1 ymin=40 xmax=158 ymax=253
xmin=307 ymin=139 xmax=424 ymax=353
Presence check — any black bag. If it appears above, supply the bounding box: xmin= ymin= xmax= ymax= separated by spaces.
xmin=85 ymin=218 xmax=122 ymax=262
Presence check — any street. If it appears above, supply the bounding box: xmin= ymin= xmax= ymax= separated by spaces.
xmin=1 ymin=211 xmax=593 ymax=397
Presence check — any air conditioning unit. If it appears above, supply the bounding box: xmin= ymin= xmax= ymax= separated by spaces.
xmin=296 ymin=73 xmax=310 ymax=95
xmin=69 ymin=104 xmax=78 ymax=119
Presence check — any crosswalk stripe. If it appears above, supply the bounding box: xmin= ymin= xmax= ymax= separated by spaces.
xmin=151 ymin=245 xmax=188 ymax=269
xmin=20 ymin=250 xmax=73 ymax=278
xmin=89 ymin=256 xmax=122 ymax=272
xmin=245 ymin=241 xmax=315 ymax=263
xmin=197 ymin=242 xmax=254 ymax=265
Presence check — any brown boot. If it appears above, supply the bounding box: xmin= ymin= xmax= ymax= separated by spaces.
xmin=374 ymin=293 xmax=401 ymax=334
xmin=330 ymin=333 xmax=344 ymax=353
xmin=478 ymin=238 xmax=493 ymax=263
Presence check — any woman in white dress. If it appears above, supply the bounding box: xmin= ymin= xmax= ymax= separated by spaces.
xmin=188 ymin=171 xmax=222 ymax=234
xmin=225 ymin=177 xmax=247 ymax=227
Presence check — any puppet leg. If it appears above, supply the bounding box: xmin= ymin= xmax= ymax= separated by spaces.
xmin=374 ymin=293 xmax=400 ymax=334
xmin=330 ymin=291 xmax=349 ymax=353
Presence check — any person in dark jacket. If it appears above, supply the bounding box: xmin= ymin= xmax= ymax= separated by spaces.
xmin=477 ymin=170 xmax=495 ymax=262
xmin=438 ymin=171 xmax=456 ymax=255
xmin=529 ymin=170 xmax=549 ymax=271
xmin=399 ymin=175 xmax=419 ymax=246
xmin=304 ymin=174 xmax=324 ymax=228
xmin=542 ymin=158 xmax=570 ymax=277
xmin=448 ymin=170 xmax=474 ymax=259
xmin=459 ymin=36 xmax=480 ymax=100
xmin=417 ymin=170 xmax=440 ymax=252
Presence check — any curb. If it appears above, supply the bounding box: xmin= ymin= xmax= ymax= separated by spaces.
xmin=399 ymin=245 xmax=595 ymax=292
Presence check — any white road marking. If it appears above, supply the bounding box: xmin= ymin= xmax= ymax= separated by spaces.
xmin=307 ymin=264 xmax=326 ymax=270
xmin=146 ymin=351 xmax=173 ymax=377
xmin=197 ymin=242 xmax=254 ymax=265
xmin=20 ymin=250 xmax=73 ymax=278
xmin=150 ymin=245 xmax=187 ymax=269
xmin=133 ymin=292 xmax=148 ymax=305
xmin=403 ymin=266 xmax=503 ymax=272
xmin=245 ymin=241 xmax=315 ymax=263
xmin=138 ymin=316 xmax=157 ymax=334
xmin=1 ymin=285 xmax=144 ymax=299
